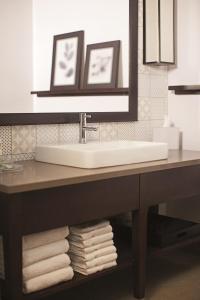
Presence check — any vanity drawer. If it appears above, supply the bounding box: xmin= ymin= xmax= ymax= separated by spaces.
xmin=21 ymin=175 xmax=139 ymax=235
xmin=140 ymin=165 xmax=200 ymax=207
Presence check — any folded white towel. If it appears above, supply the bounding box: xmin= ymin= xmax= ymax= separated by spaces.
xmin=69 ymin=232 xmax=113 ymax=248
xmin=69 ymin=240 xmax=114 ymax=254
xmin=70 ymin=225 xmax=112 ymax=241
xmin=70 ymin=220 xmax=110 ymax=235
xmin=23 ymin=254 xmax=71 ymax=281
xmin=71 ymin=253 xmax=118 ymax=269
xmin=23 ymin=227 xmax=69 ymax=250
xmin=23 ymin=239 xmax=69 ymax=267
xmin=72 ymin=260 xmax=117 ymax=275
xmin=23 ymin=267 xmax=74 ymax=294
xmin=69 ymin=245 xmax=117 ymax=261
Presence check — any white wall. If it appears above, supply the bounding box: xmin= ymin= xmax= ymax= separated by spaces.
xmin=33 ymin=0 xmax=129 ymax=113
xmin=168 ymin=0 xmax=200 ymax=150
xmin=167 ymin=0 xmax=200 ymax=221
xmin=0 ymin=0 xmax=33 ymax=113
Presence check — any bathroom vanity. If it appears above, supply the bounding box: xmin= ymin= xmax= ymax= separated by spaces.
xmin=1 ymin=150 xmax=200 ymax=300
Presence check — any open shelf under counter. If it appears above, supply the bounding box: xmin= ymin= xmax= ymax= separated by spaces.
xmin=31 ymin=88 xmax=129 ymax=98
xmin=150 ymin=234 xmax=200 ymax=256
xmin=168 ymin=85 xmax=200 ymax=95
xmin=23 ymin=237 xmax=133 ymax=300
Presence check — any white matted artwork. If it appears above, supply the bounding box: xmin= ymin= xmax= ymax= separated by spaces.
xmin=54 ymin=37 xmax=78 ymax=86
xmin=88 ymin=47 xmax=114 ymax=84
xmin=83 ymin=40 xmax=120 ymax=89
xmin=50 ymin=31 xmax=84 ymax=90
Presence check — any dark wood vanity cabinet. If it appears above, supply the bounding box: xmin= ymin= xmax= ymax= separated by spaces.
xmin=140 ymin=165 xmax=200 ymax=207
xmin=1 ymin=153 xmax=200 ymax=300
xmin=0 ymin=175 xmax=140 ymax=300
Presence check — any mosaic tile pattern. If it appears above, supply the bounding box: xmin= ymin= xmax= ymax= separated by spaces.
xmin=150 ymin=98 xmax=166 ymax=120
xmin=0 ymin=127 xmax=12 ymax=155
xmin=12 ymin=126 xmax=36 ymax=154
xmin=100 ymin=123 xmax=118 ymax=142
xmin=59 ymin=124 xmax=79 ymax=144
xmin=150 ymin=75 xmax=168 ymax=98
xmin=138 ymin=74 xmax=150 ymax=98
xmin=0 ymin=0 xmax=168 ymax=161
xmin=118 ymin=122 xmax=135 ymax=140
xmin=134 ymin=120 xmax=152 ymax=141
xmin=36 ymin=125 xmax=59 ymax=145
xmin=138 ymin=97 xmax=151 ymax=121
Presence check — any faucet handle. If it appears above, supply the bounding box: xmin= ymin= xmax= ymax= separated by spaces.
xmin=86 ymin=114 xmax=91 ymax=119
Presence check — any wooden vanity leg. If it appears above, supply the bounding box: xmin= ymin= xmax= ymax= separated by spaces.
xmin=132 ymin=208 xmax=148 ymax=299
xmin=3 ymin=197 xmax=23 ymax=300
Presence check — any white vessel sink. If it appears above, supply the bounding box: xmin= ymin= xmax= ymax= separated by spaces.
xmin=35 ymin=140 xmax=168 ymax=169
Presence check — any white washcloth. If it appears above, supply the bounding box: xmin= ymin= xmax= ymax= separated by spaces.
xmin=69 ymin=245 xmax=116 ymax=261
xmin=70 ymin=225 xmax=112 ymax=241
xmin=23 ymin=254 xmax=71 ymax=281
xmin=73 ymin=261 xmax=117 ymax=275
xmin=23 ymin=227 xmax=69 ymax=250
xmin=69 ymin=232 xmax=113 ymax=248
xmin=69 ymin=240 xmax=114 ymax=254
xmin=23 ymin=239 xmax=69 ymax=267
xmin=23 ymin=267 xmax=74 ymax=294
xmin=71 ymin=252 xmax=117 ymax=269
xmin=70 ymin=220 xmax=110 ymax=235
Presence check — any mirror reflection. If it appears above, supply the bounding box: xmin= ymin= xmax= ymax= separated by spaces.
xmin=1 ymin=0 xmax=129 ymax=114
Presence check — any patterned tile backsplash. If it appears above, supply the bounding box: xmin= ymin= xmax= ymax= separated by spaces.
xmin=0 ymin=0 xmax=168 ymax=162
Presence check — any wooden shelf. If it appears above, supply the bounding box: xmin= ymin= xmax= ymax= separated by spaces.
xmin=150 ymin=235 xmax=200 ymax=256
xmin=168 ymin=85 xmax=200 ymax=95
xmin=23 ymin=236 xmax=133 ymax=300
xmin=31 ymin=88 xmax=129 ymax=98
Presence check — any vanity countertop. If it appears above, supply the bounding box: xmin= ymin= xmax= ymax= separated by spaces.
xmin=1 ymin=150 xmax=200 ymax=194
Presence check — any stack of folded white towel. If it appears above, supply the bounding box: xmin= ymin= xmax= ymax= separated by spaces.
xmin=69 ymin=220 xmax=118 ymax=275
xmin=23 ymin=227 xmax=74 ymax=294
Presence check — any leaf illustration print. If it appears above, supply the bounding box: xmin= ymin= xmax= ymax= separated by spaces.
xmin=59 ymin=61 xmax=67 ymax=69
xmin=66 ymin=68 xmax=74 ymax=77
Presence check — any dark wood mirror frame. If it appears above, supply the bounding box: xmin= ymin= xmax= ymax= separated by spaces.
xmin=0 ymin=0 xmax=138 ymax=126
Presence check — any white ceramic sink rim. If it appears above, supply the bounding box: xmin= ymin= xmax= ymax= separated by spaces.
xmin=35 ymin=140 xmax=168 ymax=169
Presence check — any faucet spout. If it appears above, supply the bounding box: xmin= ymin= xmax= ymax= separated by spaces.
xmin=79 ymin=113 xmax=98 ymax=144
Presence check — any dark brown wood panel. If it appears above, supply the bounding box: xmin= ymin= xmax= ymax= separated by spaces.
xmin=31 ymin=88 xmax=129 ymax=97
xmin=2 ymin=195 xmax=23 ymax=300
xmin=140 ymin=165 xmax=200 ymax=207
xmin=21 ymin=175 xmax=139 ymax=235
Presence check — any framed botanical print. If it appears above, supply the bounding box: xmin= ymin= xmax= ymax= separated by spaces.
xmin=50 ymin=31 xmax=84 ymax=91
xmin=83 ymin=40 xmax=120 ymax=89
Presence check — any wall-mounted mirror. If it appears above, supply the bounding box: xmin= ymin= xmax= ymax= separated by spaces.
xmin=0 ymin=0 xmax=138 ymax=125
xmin=144 ymin=0 xmax=175 ymax=65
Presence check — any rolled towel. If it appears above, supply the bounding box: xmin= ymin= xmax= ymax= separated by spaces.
xmin=69 ymin=240 xmax=114 ymax=254
xmin=71 ymin=252 xmax=118 ymax=269
xmin=70 ymin=220 xmax=110 ymax=235
xmin=23 ymin=239 xmax=69 ymax=267
xmin=69 ymin=232 xmax=113 ymax=248
xmin=23 ymin=254 xmax=71 ymax=281
xmin=23 ymin=267 xmax=74 ymax=294
xmin=69 ymin=245 xmax=117 ymax=261
xmin=73 ymin=261 xmax=117 ymax=276
xmin=69 ymin=225 xmax=112 ymax=241
xmin=23 ymin=227 xmax=69 ymax=250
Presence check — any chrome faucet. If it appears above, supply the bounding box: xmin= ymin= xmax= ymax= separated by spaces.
xmin=79 ymin=113 xmax=98 ymax=144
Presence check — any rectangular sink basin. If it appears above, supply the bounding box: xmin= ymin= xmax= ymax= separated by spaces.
xmin=35 ymin=140 xmax=168 ymax=169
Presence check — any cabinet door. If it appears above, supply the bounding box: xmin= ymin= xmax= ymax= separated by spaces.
xmin=140 ymin=166 xmax=200 ymax=207
xmin=21 ymin=175 xmax=139 ymax=235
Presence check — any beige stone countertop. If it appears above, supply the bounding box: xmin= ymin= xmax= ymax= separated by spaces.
xmin=1 ymin=150 xmax=200 ymax=194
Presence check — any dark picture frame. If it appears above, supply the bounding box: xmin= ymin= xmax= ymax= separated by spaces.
xmin=83 ymin=41 xmax=120 ymax=89
xmin=50 ymin=31 xmax=84 ymax=91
